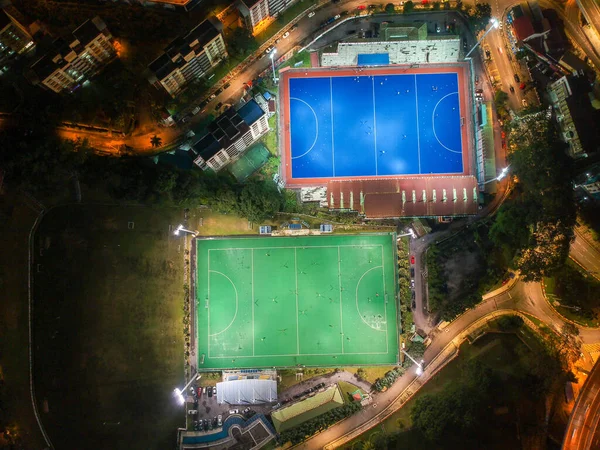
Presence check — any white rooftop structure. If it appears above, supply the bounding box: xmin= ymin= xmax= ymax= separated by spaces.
xmin=216 ymin=379 xmax=277 ymax=405
xmin=321 ymin=38 xmax=461 ymax=67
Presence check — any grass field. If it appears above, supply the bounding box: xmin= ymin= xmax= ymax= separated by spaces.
xmin=33 ymin=205 xmax=185 ymax=450
xmin=196 ymin=233 xmax=399 ymax=369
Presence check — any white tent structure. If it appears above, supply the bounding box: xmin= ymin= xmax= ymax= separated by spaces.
xmin=216 ymin=379 xmax=278 ymax=405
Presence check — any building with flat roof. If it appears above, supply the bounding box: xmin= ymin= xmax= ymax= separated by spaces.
xmin=0 ymin=8 xmax=35 ymax=67
xmin=27 ymin=16 xmax=115 ymax=94
xmin=190 ymin=99 xmax=269 ymax=171
xmin=320 ymin=23 xmax=461 ymax=66
xmin=147 ymin=18 xmax=227 ymax=98
xmin=177 ymin=413 xmax=276 ymax=449
xmin=132 ymin=0 xmax=201 ymax=11
xmin=548 ymin=76 xmax=586 ymax=157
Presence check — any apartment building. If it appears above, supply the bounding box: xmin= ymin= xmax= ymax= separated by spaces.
xmin=27 ymin=16 xmax=115 ymax=94
xmin=0 ymin=8 xmax=35 ymax=67
xmin=237 ymin=0 xmax=296 ymax=33
xmin=190 ymin=99 xmax=269 ymax=171
xmin=147 ymin=18 xmax=227 ymax=98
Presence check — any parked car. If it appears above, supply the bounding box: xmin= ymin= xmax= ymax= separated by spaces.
xmin=514 ymin=74 xmax=520 ymax=82
xmin=188 ymin=410 xmax=197 ymax=415
xmin=283 ymin=31 xmax=290 ymax=39
xmin=191 ymin=106 xmax=201 ymax=115
xmin=334 ymin=14 xmax=341 ymax=19
xmin=229 ymin=409 xmax=240 ymax=414
xmin=217 ymin=415 xmax=223 ymax=426
xmin=509 ymin=86 xmax=515 ymax=93
xmin=410 ymin=255 xmax=415 ymax=264
xmin=213 ymin=386 xmax=217 ymax=396
xmin=203 ymin=419 xmax=209 ymax=431
xmin=308 ymin=11 xmax=315 ymax=18
xmin=522 ymin=99 xmax=528 ymax=107
xmin=208 ymin=387 xmax=213 ymax=397
xmin=475 ymin=89 xmax=483 ymax=94
xmin=203 ymin=386 xmax=207 ymax=394
xmin=215 ymin=102 xmax=223 ymax=111
xmin=412 ymin=300 xmax=416 ymax=309
xmin=223 ymin=82 xmax=231 ymax=90
xmin=410 ymin=268 xmax=415 ymax=277
xmin=347 ymin=29 xmax=356 ymax=34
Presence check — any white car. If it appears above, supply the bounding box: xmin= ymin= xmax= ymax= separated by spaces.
xmin=283 ymin=31 xmax=290 ymax=39
xmin=308 ymin=11 xmax=315 ymax=18
xmin=522 ymin=99 xmax=528 ymax=107
xmin=334 ymin=14 xmax=341 ymax=19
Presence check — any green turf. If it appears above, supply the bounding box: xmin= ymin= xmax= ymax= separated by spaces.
xmin=196 ymin=233 xmax=399 ymax=369
xmin=229 ymin=143 xmax=270 ymax=181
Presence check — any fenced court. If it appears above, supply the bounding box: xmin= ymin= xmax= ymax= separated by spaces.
xmin=228 ymin=143 xmax=270 ymax=181
xmin=195 ymin=234 xmax=399 ymax=369
xmin=279 ymin=64 xmax=472 ymax=186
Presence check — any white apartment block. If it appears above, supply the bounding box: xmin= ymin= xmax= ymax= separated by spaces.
xmin=191 ymin=99 xmax=269 ymax=171
xmin=548 ymin=76 xmax=584 ymax=157
xmin=237 ymin=0 xmax=296 ymax=33
xmin=28 ymin=16 xmax=115 ymax=94
xmin=147 ymin=18 xmax=227 ymax=98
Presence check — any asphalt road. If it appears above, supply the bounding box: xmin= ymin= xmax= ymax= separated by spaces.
xmin=570 ymin=228 xmax=600 ymax=280
xmin=563 ymin=357 xmax=600 ymax=450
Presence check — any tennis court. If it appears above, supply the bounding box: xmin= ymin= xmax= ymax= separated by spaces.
xmin=195 ymin=234 xmax=399 ymax=369
xmin=229 ymin=144 xmax=270 ymax=181
xmin=280 ymin=65 xmax=470 ymax=184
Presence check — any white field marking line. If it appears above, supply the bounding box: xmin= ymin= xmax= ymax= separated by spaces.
xmin=431 ymin=92 xmax=462 ymax=154
xmin=209 ymin=351 xmax=390 ymax=359
xmin=355 ymin=266 xmax=386 ymax=332
xmin=414 ymin=75 xmax=422 ymax=174
xmin=454 ymin=72 xmax=465 ymax=167
xmin=338 ymin=247 xmax=344 ymax=354
xmin=251 ymin=249 xmax=255 ymax=356
xmin=207 ymin=270 xmax=239 ymax=337
xmin=290 ymin=97 xmax=319 ymax=160
xmin=372 ymin=76 xmax=378 ymax=176
xmin=209 ymin=244 xmax=381 ymax=252
xmin=207 ymin=253 xmax=210 ymax=357
xmin=330 ymin=77 xmax=336 ymax=177
xmin=295 ymin=247 xmax=300 ymax=354
xmin=380 ymin=245 xmax=388 ymax=354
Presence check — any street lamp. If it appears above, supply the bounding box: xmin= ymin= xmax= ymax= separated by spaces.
xmin=401 ymin=349 xmax=424 ymax=376
xmin=269 ymin=49 xmax=278 ymax=83
xmin=479 ymin=166 xmax=510 ymax=186
xmin=173 ymin=374 xmax=202 ymax=405
xmin=174 ymin=224 xmax=197 ymax=236
xmin=465 ymin=18 xmax=500 ymax=59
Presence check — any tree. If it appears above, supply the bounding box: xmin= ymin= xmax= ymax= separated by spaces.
xmin=432 ymin=1 xmax=441 ymax=10
xmin=403 ymin=1 xmax=414 ymax=13
xmin=153 ymin=170 xmax=177 ymax=195
xmin=225 ymin=27 xmax=258 ymax=58
xmin=150 ymin=135 xmax=162 ymax=148
xmin=470 ymin=3 xmax=492 ymax=32
xmin=238 ymin=180 xmax=282 ymax=222
xmin=385 ymin=3 xmax=396 ymax=13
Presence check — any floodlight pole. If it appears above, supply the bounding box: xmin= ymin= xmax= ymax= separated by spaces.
xmin=174 ymin=224 xmax=197 ymax=236
xmin=479 ymin=166 xmax=510 ymax=186
xmin=270 ymin=49 xmax=277 ymax=83
xmin=173 ymin=374 xmax=201 ymax=404
xmin=397 ymin=228 xmax=416 ymax=240
xmin=400 ymin=349 xmax=424 ymax=375
xmin=465 ymin=18 xmax=499 ymax=59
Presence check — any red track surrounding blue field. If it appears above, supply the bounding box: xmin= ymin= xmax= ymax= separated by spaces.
xmin=279 ymin=63 xmax=475 ymax=190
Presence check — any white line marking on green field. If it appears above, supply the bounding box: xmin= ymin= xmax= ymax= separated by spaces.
xmin=208 ymin=270 xmax=239 ymax=337
xmin=355 ymin=266 xmax=386 ymax=332
xmin=380 ymin=246 xmax=388 ymax=354
xmin=338 ymin=246 xmax=344 ymax=353
xmin=295 ymin=247 xmax=300 ymax=354
xmin=207 ymin=253 xmax=210 ymax=358
xmin=251 ymin=249 xmax=255 ymax=356
xmin=209 ymin=351 xmax=389 ymax=359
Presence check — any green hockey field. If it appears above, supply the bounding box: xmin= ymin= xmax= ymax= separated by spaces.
xmin=195 ymin=233 xmax=399 ymax=369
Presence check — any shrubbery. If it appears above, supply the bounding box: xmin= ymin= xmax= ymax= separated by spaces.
xmin=279 ymin=402 xmax=362 ymax=444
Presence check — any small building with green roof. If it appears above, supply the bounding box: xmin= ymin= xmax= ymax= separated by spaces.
xmin=271 ymin=384 xmax=345 ymax=433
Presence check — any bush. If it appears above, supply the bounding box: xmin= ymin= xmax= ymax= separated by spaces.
xmin=496 ymin=315 xmax=524 ymax=331
xmin=385 ymin=3 xmax=396 ymax=13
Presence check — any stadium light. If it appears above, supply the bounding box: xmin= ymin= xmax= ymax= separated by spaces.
xmin=173 ymin=374 xmax=201 ymax=405
xmin=270 ymin=49 xmax=278 ymax=83
xmin=397 ymin=228 xmax=416 ymax=240
xmin=174 ymin=224 xmax=197 ymax=236
xmin=465 ymin=18 xmax=500 ymax=59
xmin=479 ymin=166 xmax=510 ymax=186
xmin=401 ymin=349 xmax=424 ymax=376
